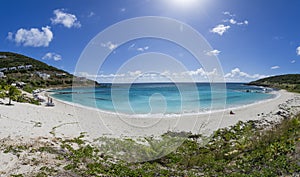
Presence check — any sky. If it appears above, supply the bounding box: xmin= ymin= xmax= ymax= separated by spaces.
xmin=0 ymin=0 xmax=300 ymax=83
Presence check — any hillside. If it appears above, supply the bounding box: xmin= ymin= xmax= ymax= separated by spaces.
xmin=0 ymin=52 xmax=98 ymax=90
xmin=248 ymin=74 xmax=300 ymax=93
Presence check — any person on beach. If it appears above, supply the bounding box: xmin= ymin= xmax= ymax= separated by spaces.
xmin=230 ymin=110 xmax=235 ymax=115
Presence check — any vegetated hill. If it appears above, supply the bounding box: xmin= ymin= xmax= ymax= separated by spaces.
xmin=0 ymin=52 xmax=99 ymax=90
xmin=248 ymin=74 xmax=300 ymax=93
xmin=0 ymin=52 xmax=67 ymax=72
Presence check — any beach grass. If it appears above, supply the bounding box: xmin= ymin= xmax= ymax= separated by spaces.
xmin=3 ymin=114 xmax=299 ymax=176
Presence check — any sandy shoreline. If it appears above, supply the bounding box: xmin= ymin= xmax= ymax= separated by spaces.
xmin=0 ymin=90 xmax=300 ymax=140
xmin=0 ymin=88 xmax=300 ymax=175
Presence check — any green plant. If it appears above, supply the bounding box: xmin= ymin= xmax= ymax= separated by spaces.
xmin=6 ymin=86 xmax=21 ymax=105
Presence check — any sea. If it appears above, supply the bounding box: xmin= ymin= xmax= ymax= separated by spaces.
xmin=50 ymin=83 xmax=276 ymax=115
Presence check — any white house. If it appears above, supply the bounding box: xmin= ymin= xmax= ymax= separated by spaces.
xmin=0 ymin=68 xmax=7 ymax=72
xmin=25 ymin=65 xmax=33 ymax=69
xmin=16 ymin=81 xmax=26 ymax=88
xmin=55 ymin=73 xmax=67 ymax=77
xmin=36 ymin=72 xmax=50 ymax=80
xmin=18 ymin=65 xmax=25 ymax=69
xmin=40 ymin=73 xmax=50 ymax=80
xmin=0 ymin=72 xmax=5 ymax=78
xmin=9 ymin=67 xmax=17 ymax=71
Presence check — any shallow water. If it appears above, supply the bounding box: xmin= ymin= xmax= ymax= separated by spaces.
xmin=51 ymin=83 xmax=276 ymax=115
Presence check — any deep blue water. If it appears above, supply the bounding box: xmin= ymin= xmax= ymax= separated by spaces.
xmin=51 ymin=83 xmax=276 ymax=115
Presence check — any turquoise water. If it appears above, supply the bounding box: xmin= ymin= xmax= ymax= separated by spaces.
xmin=51 ymin=83 xmax=276 ymax=115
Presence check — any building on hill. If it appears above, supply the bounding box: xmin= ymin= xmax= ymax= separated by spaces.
xmin=0 ymin=72 xmax=5 ymax=78
xmin=0 ymin=68 xmax=7 ymax=72
xmin=25 ymin=65 xmax=33 ymax=69
xmin=18 ymin=65 xmax=25 ymax=70
xmin=36 ymin=71 xmax=50 ymax=80
xmin=16 ymin=81 xmax=26 ymax=88
xmin=0 ymin=55 xmax=7 ymax=59
xmin=55 ymin=73 xmax=67 ymax=77
xmin=9 ymin=67 xmax=16 ymax=71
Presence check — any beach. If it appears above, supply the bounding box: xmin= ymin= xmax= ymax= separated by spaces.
xmin=0 ymin=89 xmax=299 ymax=140
xmin=0 ymin=89 xmax=300 ymax=175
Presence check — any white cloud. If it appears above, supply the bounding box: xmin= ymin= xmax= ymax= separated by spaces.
xmin=128 ymin=70 xmax=142 ymax=77
xmin=296 ymin=46 xmax=300 ymax=55
xmin=7 ymin=32 xmax=13 ymax=40
xmin=101 ymin=41 xmax=118 ymax=50
xmin=210 ymin=24 xmax=230 ymax=36
xmin=222 ymin=11 xmax=248 ymax=27
xmin=42 ymin=52 xmax=62 ymax=61
xmin=183 ymin=68 xmax=207 ymax=76
xmin=229 ymin=19 xmax=237 ymax=24
xmin=137 ymin=46 xmax=149 ymax=52
xmin=76 ymin=72 xmax=125 ymax=81
xmin=88 ymin=12 xmax=95 ymax=17
xmin=8 ymin=26 xmax=53 ymax=47
xmin=206 ymin=49 xmax=221 ymax=56
xmin=80 ymin=68 xmax=267 ymax=83
xmin=271 ymin=66 xmax=280 ymax=69
xmin=79 ymin=68 xmax=220 ymax=83
xmin=128 ymin=43 xmax=135 ymax=49
xmin=291 ymin=60 xmax=296 ymax=64
xmin=120 ymin=8 xmax=126 ymax=12
xmin=223 ymin=11 xmax=235 ymax=17
xmin=224 ymin=68 xmax=267 ymax=81
xmin=128 ymin=44 xmax=149 ymax=52
xmin=237 ymin=20 xmax=249 ymax=25
xmin=51 ymin=9 xmax=81 ymax=28
xmin=224 ymin=19 xmax=248 ymax=26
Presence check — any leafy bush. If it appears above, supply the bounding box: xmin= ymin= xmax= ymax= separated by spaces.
xmin=2 ymin=113 xmax=299 ymax=176
xmin=28 ymin=115 xmax=300 ymax=176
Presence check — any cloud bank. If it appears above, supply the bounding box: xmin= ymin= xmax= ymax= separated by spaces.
xmin=77 ymin=67 xmax=267 ymax=83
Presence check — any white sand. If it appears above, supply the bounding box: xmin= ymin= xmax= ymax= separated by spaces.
xmin=0 ymin=90 xmax=300 ymax=176
xmin=0 ymin=89 xmax=299 ymax=140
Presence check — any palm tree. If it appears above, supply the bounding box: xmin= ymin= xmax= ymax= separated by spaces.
xmin=7 ymin=86 xmax=20 ymax=105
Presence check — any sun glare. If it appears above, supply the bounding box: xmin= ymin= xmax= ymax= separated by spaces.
xmin=172 ymin=0 xmax=199 ymax=8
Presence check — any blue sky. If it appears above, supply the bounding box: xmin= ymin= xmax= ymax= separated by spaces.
xmin=1 ymin=0 xmax=299 ymax=82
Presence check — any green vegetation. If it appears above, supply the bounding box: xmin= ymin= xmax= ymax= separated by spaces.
xmin=7 ymin=86 xmax=20 ymax=105
xmin=248 ymin=74 xmax=300 ymax=93
xmin=0 ymin=52 xmax=65 ymax=72
xmin=0 ymin=85 xmax=40 ymax=105
xmin=0 ymin=51 xmax=101 ymax=105
xmin=1 ymin=85 xmax=21 ymax=104
xmin=0 ymin=52 xmax=99 ymax=89
xmin=2 ymin=114 xmax=299 ymax=176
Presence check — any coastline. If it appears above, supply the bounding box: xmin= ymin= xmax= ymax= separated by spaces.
xmin=0 ymin=89 xmax=299 ymax=140
xmin=48 ymin=87 xmax=279 ymax=118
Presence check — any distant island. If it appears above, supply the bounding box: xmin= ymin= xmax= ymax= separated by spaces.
xmin=248 ymin=74 xmax=300 ymax=93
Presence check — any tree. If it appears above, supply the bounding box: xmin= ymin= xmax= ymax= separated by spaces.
xmin=6 ymin=86 xmax=20 ymax=105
